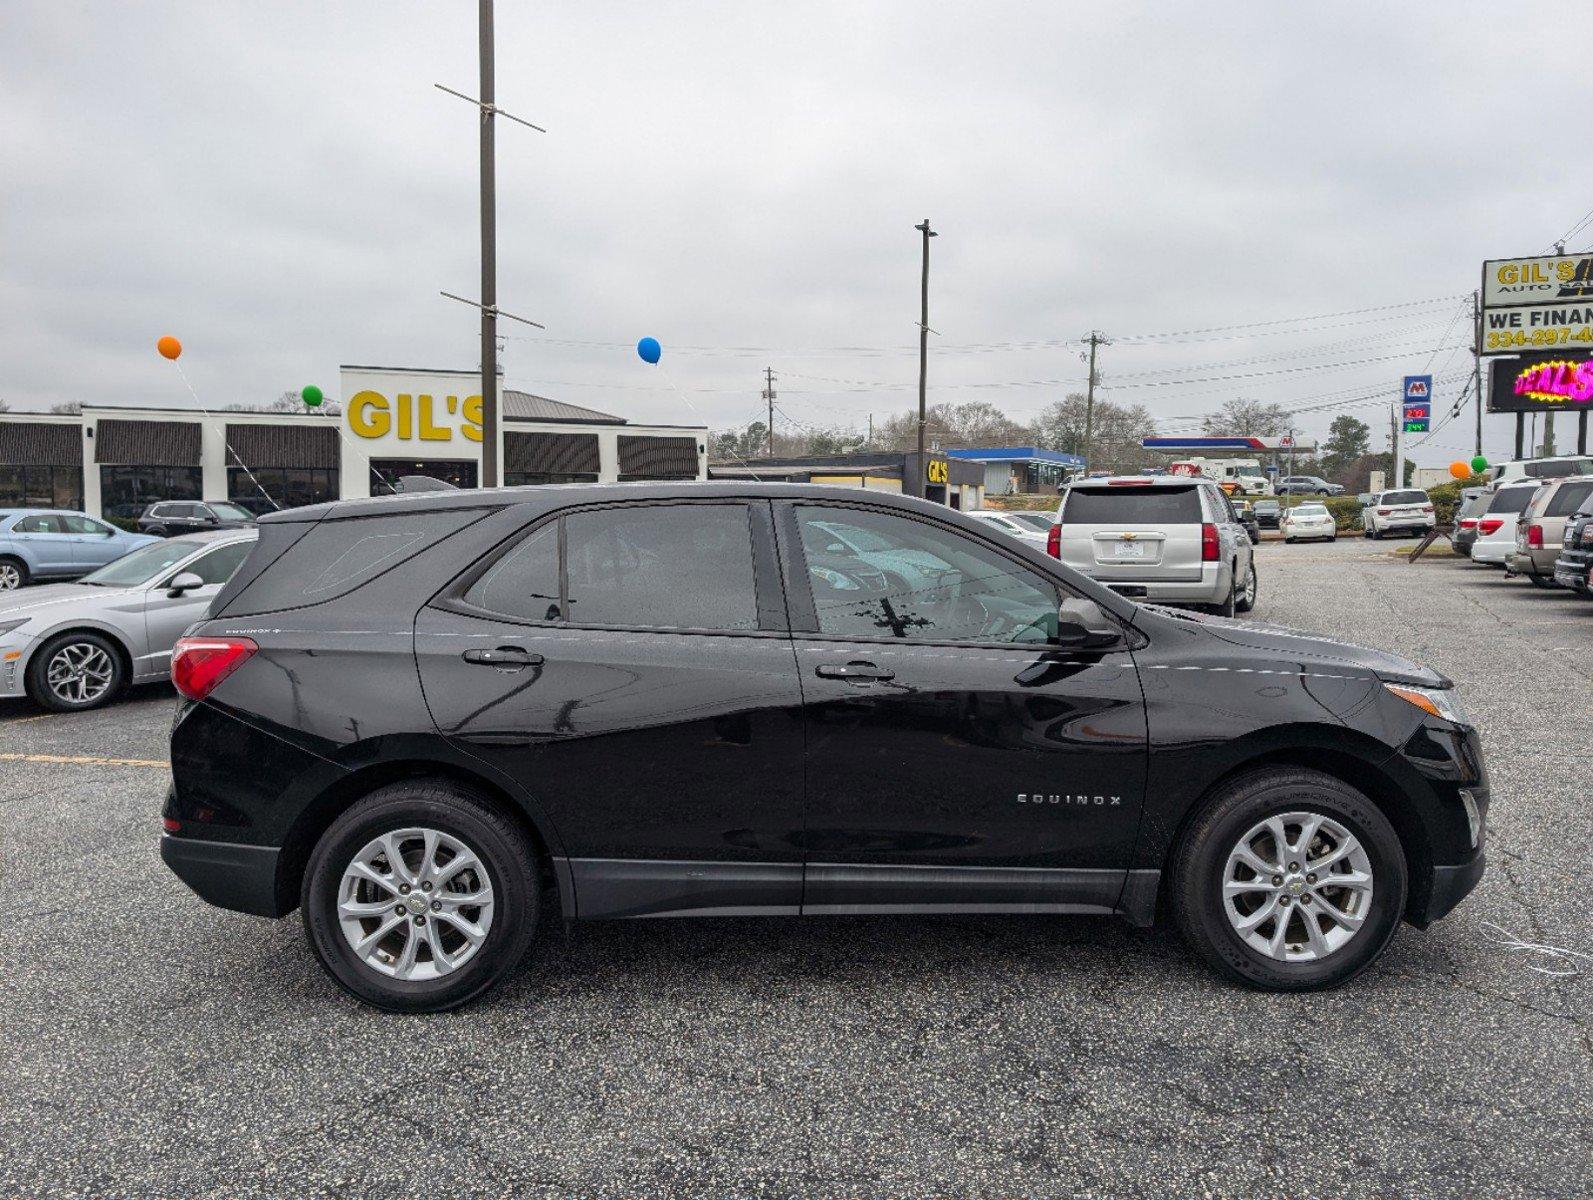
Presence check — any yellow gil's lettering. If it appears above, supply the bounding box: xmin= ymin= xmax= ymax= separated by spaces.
xmin=1498 ymin=264 xmax=1518 ymax=285
xmin=396 ymin=393 xmax=414 ymax=441
xmin=461 ymin=394 xmax=484 ymax=442
xmin=418 ymin=394 xmax=451 ymax=441
xmin=348 ymin=390 xmax=391 ymax=439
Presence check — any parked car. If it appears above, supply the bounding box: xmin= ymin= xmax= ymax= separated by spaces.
xmin=1469 ymin=481 xmax=1541 ymax=567
xmin=0 ymin=508 xmax=157 ymax=590
xmin=967 ymin=509 xmax=1050 ymax=549
xmin=160 ymin=483 xmax=1486 ymax=1011
xmin=1233 ymin=500 xmax=1261 ymax=544
xmin=1251 ymin=499 xmax=1282 ymax=530
xmin=137 ymin=500 xmax=257 ymax=538
xmin=1002 ymin=510 xmax=1061 ymax=534
xmin=1280 ymin=502 xmax=1337 ymax=543
xmin=1048 ymin=476 xmax=1255 ymax=615
xmin=1506 ymin=475 xmax=1593 ymax=588
xmin=1359 ymin=489 xmax=1435 ymax=539
xmin=1486 ymin=455 xmax=1593 ymax=487
xmin=1553 ymin=504 xmax=1593 ymax=594
xmin=0 ymin=530 xmax=256 ymax=711
xmin=1451 ymin=491 xmax=1490 ymax=558
xmin=1276 ymin=475 xmax=1344 ymax=497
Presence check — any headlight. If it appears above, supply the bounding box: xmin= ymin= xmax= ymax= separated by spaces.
xmin=0 ymin=617 xmax=30 ymax=638
xmin=1384 ymin=682 xmax=1469 ymax=726
xmin=810 ymin=566 xmax=860 ymax=591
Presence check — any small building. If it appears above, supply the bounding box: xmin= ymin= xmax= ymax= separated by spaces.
xmin=708 ymin=450 xmax=984 ymax=509
xmin=944 ymin=446 xmax=1084 ymax=496
xmin=0 ymin=366 xmax=708 ymax=522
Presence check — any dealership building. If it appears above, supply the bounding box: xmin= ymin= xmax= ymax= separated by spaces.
xmin=0 ymin=367 xmax=708 ymax=521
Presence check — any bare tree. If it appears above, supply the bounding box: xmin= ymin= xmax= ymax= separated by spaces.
xmin=1200 ymin=397 xmax=1292 ymax=438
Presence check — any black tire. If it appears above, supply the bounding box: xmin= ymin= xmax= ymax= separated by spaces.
xmin=1235 ymin=558 xmax=1257 ymax=613
xmin=24 ymin=630 xmax=127 ymax=712
xmin=146 ymin=525 xmax=167 ymax=538
xmin=302 ymin=780 xmax=540 ymax=1013
xmin=0 ymin=555 xmax=28 ymax=591
xmin=1526 ymin=572 xmax=1554 ymax=589
xmin=1362 ymin=529 xmax=1372 ymax=539
xmin=1208 ymin=570 xmax=1237 ymax=618
xmin=1171 ymin=767 xmax=1407 ymax=992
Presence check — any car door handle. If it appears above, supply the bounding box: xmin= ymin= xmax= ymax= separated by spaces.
xmin=462 ymin=646 xmax=543 ymax=668
xmin=815 ymin=661 xmax=894 ymax=682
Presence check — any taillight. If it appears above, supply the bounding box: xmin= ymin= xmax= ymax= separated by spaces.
xmin=171 ymin=636 xmax=257 ymax=702
xmin=1459 ymin=518 xmax=1477 ymax=529
xmin=1421 ymin=504 xmax=1434 ymax=513
xmin=1046 ymin=523 xmax=1061 ymax=558
xmin=1526 ymin=523 xmax=1543 ymax=548
xmin=1377 ymin=508 xmax=1392 ymax=516
xmin=1478 ymin=518 xmax=1504 ymax=535
xmin=162 ymin=816 xmax=181 ymax=833
xmin=1201 ymin=522 xmax=1219 ymax=561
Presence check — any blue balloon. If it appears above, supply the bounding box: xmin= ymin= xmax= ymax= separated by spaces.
xmin=637 ymin=336 xmax=662 ymax=364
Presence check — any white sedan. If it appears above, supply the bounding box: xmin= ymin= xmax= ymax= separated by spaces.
xmin=1280 ymin=502 xmax=1337 ymax=543
xmin=966 ymin=509 xmax=1051 ymax=549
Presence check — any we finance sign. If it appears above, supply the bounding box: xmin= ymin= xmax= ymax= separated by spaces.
xmin=340 ymin=367 xmax=485 ymax=453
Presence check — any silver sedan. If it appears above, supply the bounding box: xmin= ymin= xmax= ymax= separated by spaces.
xmin=0 ymin=530 xmax=257 ymax=711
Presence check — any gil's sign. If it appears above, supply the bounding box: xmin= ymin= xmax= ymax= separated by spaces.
xmin=340 ymin=367 xmax=486 ymax=453
xmin=1481 ymin=254 xmax=1593 ymax=355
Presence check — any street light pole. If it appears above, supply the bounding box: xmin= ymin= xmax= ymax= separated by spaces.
xmin=915 ymin=219 xmax=937 ymax=499
xmin=477 ymin=0 xmax=499 ymax=488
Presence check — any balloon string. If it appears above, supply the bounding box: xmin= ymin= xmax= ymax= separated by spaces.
xmin=656 ymin=362 xmax=763 ymax=482
xmin=170 ymin=361 xmax=282 ymax=511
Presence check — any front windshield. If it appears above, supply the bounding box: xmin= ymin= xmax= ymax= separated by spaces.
xmin=209 ymin=502 xmax=255 ymax=521
xmin=80 ymin=539 xmax=202 ymax=586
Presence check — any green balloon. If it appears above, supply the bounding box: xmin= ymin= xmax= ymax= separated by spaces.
xmin=301 ymin=385 xmax=324 ymax=407
xmin=1470 ymin=454 xmax=1488 ymax=473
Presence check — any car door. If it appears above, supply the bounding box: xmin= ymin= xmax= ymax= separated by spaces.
xmin=1212 ymin=488 xmax=1253 ymax=583
xmin=138 ymin=540 xmax=254 ymax=677
xmin=414 ymin=499 xmax=808 ymax=918
xmin=777 ymin=500 xmax=1149 ymax=914
xmin=9 ymin=513 xmax=76 ymax=575
xmin=60 ymin=514 xmax=123 ymax=570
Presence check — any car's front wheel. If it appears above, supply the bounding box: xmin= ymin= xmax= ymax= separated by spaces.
xmin=26 ymin=631 xmax=126 ymax=711
xmin=302 ymin=780 xmax=540 ymax=1012
xmin=1171 ymin=767 xmax=1406 ymax=991
xmin=0 ymin=556 xmax=27 ymax=590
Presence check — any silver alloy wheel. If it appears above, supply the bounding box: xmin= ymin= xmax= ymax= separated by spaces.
xmin=1222 ymin=810 xmax=1374 ymax=962
xmin=46 ymin=642 xmax=116 ymax=706
xmin=337 ymin=827 xmax=496 ymax=981
xmin=0 ymin=562 xmax=20 ymax=590
xmin=1241 ymin=567 xmax=1256 ymax=607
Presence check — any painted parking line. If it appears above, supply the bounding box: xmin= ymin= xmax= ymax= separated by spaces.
xmin=0 ymin=753 xmax=169 ymax=769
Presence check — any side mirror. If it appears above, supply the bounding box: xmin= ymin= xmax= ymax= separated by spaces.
xmin=166 ymin=571 xmax=204 ymax=597
xmin=1055 ymin=597 xmax=1124 ymax=649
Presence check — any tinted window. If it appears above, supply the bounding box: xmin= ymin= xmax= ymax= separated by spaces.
xmin=179 ymin=541 xmax=254 ymax=585
xmin=1486 ymin=487 xmax=1536 ymax=515
xmin=1524 ymin=459 xmax=1592 ymax=478
xmin=1545 ymin=480 xmax=1593 ymax=518
xmin=1457 ymin=494 xmax=1489 ymax=518
xmin=1007 ymin=513 xmax=1054 ymax=532
xmin=565 ymin=504 xmax=757 ymax=630
xmin=208 ymin=502 xmax=255 ymax=521
xmin=1383 ymin=491 xmax=1427 ymax=505
xmin=463 ymin=523 xmax=561 ymax=623
xmin=12 ymin=514 xmax=64 ymax=534
xmin=796 ymin=506 xmax=1059 ymax=645
xmin=1062 ymin=486 xmax=1202 ymax=524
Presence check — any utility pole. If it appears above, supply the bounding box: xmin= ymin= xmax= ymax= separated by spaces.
xmin=915 ymin=219 xmax=937 ymax=499
xmin=762 ymin=367 xmax=776 ymax=456
xmin=477 ymin=0 xmax=498 ymax=487
xmin=1471 ymin=288 xmax=1484 ymax=459
xmin=1083 ymin=331 xmax=1109 ymax=473
xmin=867 ymin=413 xmax=873 ymax=448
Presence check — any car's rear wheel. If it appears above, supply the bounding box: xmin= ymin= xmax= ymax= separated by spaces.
xmin=146 ymin=526 xmax=167 ymax=538
xmin=25 ymin=631 xmax=125 ymax=711
xmin=1208 ymin=571 xmax=1237 ymax=617
xmin=1235 ymin=560 xmax=1257 ymax=613
xmin=1171 ymin=767 xmax=1406 ymax=991
xmin=0 ymin=556 xmax=27 ymax=590
xmin=302 ymin=780 xmax=539 ymax=1012
xmin=1526 ymin=572 xmax=1554 ymax=589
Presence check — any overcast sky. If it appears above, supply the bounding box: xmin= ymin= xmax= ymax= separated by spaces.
xmin=3 ymin=2 xmax=1588 ymax=465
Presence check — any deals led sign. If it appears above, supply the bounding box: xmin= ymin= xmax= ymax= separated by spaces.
xmin=1486 ymin=351 xmax=1593 ymax=413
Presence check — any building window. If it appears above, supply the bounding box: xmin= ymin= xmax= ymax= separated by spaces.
xmin=0 ymin=465 xmax=83 ymax=511
xmin=227 ymin=466 xmax=340 ymax=515
xmin=617 ymin=435 xmax=700 ymax=481
xmin=369 ymin=459 xmax=479 ymax=494
xmin=98 ymin=465 xmax=201 ymax=521
xmin=504 ymin=471 xmax=600 ymax=486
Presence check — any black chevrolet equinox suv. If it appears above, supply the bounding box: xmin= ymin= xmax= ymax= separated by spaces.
xmin=161 ymin=483 xmax=1488 ymax=1011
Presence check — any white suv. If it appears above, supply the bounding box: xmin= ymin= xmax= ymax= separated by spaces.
xmin=1360 ymin=489 xmax=1435 ymax=539
xmin=1047 ymin=476 xmax=1255 ymax=615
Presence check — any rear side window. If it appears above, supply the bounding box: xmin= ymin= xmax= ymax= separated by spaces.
xmin=1383 ymin=490 xmax=1426 ymax=505
xmin=1063 ymin=486 xmax=1202 ymax=524
xmin=225 ymin=509 xmax=485 ymax=614
xmin=1545 ymin=480 xmax=1593 ymax=517
xmin=566 ymin=504 xmax=757 ymax=630
xmin=462 ymin=523 xmax=560 ymax=623
xmin=12 ymin=514 xmax=64 ymax=534
xmin=1486 ymin=487 xmax=1536 ymax=515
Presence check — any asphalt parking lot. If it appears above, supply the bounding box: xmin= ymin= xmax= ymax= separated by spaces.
xmin=3 ymin=537 xmax=1590 ymax=1199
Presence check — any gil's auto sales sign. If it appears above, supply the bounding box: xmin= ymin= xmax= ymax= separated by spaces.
xmin=1481 ymin=253 xmax=1593 ymax=355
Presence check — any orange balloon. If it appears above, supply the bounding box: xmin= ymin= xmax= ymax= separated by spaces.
xmin=156 ymin=335 xmax=182 ymax=360
xmin=1448 ymin=461 xmax=1469 ymax=479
